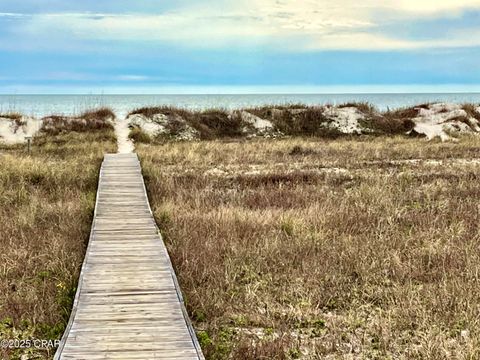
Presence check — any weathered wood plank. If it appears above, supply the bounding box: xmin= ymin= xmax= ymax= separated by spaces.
xmin=54 ymin=153 xmax=203 ymax=360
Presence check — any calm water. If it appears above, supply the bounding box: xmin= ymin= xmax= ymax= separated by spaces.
xmin=1 ymin=93 xmax=479 ymax=118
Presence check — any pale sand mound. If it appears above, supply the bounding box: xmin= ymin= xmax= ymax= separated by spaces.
xmin=236 ymin=111 xmax=274 ymax=135
xmin=322 ymin=106 xmax=368 ymax=134
xmin=0 ymin=116 xmax=41 ymax=144
xmin=128 ymin=114 xmax=164 ymax=136
xmin=409 ymin=103 xmax=480 ymax=141
xmin=128 ymin=113 xmax=199 ymax=141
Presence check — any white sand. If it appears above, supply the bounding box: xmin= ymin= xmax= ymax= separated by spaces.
xmin=411 ymin=122 xmax=452 ymax=141
xmin=410 ymin=103 xmax=480 ymax=141
xmin=239 ymin=111 xmax=274 ymax=132
xmin=127 ymin=113 xmax=199 ymax=141
xmin=128 ymin=114 xmax=165 ymax=136
xmin=114 ymin=117 xmax=134 ymax=153
xmin=323 ymin=106 xmax=366 ymax=134
xmin=0 ymin=117 xmax=41 ymax=144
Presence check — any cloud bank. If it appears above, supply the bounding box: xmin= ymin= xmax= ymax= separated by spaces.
xmin=1 ymin=0 xmax=480 ymax=51
xmin=1 ymin=0 xmax=480 ymax=92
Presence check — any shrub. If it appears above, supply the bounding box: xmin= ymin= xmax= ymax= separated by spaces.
xmin=80 ymin=107 xmax=115 ymax=121
xmin=188 ymin=110 xmax=244 ymax=139
xmin=365 ymin=115 xmax=415 ymax=135
xmin=41 ymin=108 xmax=114 ymax=135
xmin=0 ymin=112 xmax=23 ymax=121
xmin=462 ymin=103 xmax=480 ymax=121
xmin=270 ymin=107 xmax=343 ymax=138
xmin=129 ymin=106 xmax=190 ymax=119
xmin=128 ymin=127 xmax=151 ymax=144
xmin=338 ymin=102 xmax=376 ymax=114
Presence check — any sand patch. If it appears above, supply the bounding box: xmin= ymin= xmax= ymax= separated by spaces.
xmin=322 ymin=106 xmax=368 ymax=134
xmin=115 ymin=117 xmax=134 ymax=153
xmin=128 ymin=113 xmax=199 ymax=141
xmin=0 ymin=116 xmax=41 ymax=144
xmin=237 ymin=111 xmax=274 ymax=134
xmin=409 ymin=103 xmax=480 ymax=141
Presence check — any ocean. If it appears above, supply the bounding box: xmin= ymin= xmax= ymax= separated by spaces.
xmin=1 ymin=93 xmax=480 ymax=118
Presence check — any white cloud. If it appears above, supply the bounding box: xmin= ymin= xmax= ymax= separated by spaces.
xmin=116 ymin=75 xmax=150 ymax=81
xmin=389 ymin=0 xmax=480 ymax=13
xmin=4 ymin=0 xmax=480 ymax=51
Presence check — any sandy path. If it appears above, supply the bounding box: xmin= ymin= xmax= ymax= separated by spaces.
xmin=114 ymin=116 xmax=134 ymax=153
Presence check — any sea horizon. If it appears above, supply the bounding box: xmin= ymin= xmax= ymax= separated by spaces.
xmin=1 ymin=92 xmax=480 ymax=118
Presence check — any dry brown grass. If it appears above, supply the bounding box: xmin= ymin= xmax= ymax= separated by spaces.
xmin=129 ymin=126 xmax=152 ymax=144
xmin=80 ymin=107 xmax=115 ymax=122
xmin=337 ymin=102 xmax=376 ymax=114
xmin=129 ymin=107 xmax=245 ymax=139
xmin=273 ymin=108 xmax=340 ymax=138
xmin=0 ymin=126 xmax=116 ymax=359
xmin=137 ymin=135 xmax=480 ymax=359
xmin=364 ymin=113 xmax=415 ymax=135
xmin=129 ymin=105 xmax=191 ymax=119
xmin=0 ymin=112 xmax=23 ymax=121
xmin=189 ymin=110 xmax=244 ymax=139
xmin=462 ymin=103 xmax=480 ymax=121
xmin=41 ymin=107 xmax=115 ymax=136
xmin=0 ymin=113 xmax=26 ymax=134
xmin=129 ymin=103 xmax=434 ymax=139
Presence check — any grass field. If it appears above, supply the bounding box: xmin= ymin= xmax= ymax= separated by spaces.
xmin=137 ymin=135 xmax=480 ymax=359
xmin=2 ymin=106 xmax=480 ymax=359
xmin=0 ymin=115 xmax=116 ymax=359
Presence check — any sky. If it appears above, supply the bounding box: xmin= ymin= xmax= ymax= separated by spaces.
xmin=0 ymin=0 xmax=480 ymax=94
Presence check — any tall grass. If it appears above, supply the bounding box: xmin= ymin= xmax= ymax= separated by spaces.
xmin=129 ymin=103 xmax=480 ymax=141
xmin=0 ymin=122 xmax=116 ymax=359
xmin=129 ymin=106 xmax=244 ymax=139
xmin=138 ymin=136 xmax=480 ymax=359
xmin=41 ymin=107 xmax=115 ymax=136
xmin=0 ymin=112 xmax=23 ymax=121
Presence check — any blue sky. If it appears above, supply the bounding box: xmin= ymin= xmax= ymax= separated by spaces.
xmin=0 ymin=0 xmax=480 ymax=94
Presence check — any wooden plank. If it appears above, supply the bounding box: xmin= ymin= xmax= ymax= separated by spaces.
xmin=54 ymin=153 xmax=204 ymax=360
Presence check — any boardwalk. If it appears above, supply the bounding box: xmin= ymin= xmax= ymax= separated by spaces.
xmin=55 ymin=153 xmax=204 ymax=360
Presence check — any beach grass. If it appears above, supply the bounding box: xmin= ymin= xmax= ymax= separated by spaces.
xmin=2 ymin=102 xmax=480 ymax=359
xmin=128 ymin=103 xmax=480 ymax=144
xmin=0 ymin=123 xmax=116 ymax=359
xmin=126 ymin=103 xmax=431 ymax=144
xmin=0 ymin=112 xmax=23 ymax=121
xmin=40 ymin=107 xmax=115 ymax=136
xmin=128 ymin=126 xmax=152 ymax=144
xmin=137 ymin=135 xmax=480 ymax=359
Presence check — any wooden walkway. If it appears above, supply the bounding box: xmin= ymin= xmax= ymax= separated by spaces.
xmin=55 ymin=153 xmax=204 ymax=360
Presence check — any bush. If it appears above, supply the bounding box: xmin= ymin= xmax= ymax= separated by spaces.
xmin=270 ymin=107 xmax=342 ymax=138
xmin=364 ymin=115 xmax=415 ymax=135
xmin=0 ymin=112 xmax=23 ymax=121
xmin=462 ymin=103 xmax=480 ymax=121
xmin=188 ymin=110 xmax=244 ymax=139
xmin=80 ymin=107 xmax=115 ymax=121
xmin=129 ymin=106 xmax=190 ymax=119
xmin=128 ymin=127 xmax=151 ymax=143
xmin=41 ymin=108 xmax=115 ymax=135
xmin=338 ymin=102 xmax=376 ymax=114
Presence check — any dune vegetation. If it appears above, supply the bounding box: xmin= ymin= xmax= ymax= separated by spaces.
xmin=127 ymin=103 xmax=480 ymax=143
xmin=2 ymin=102 xmax=480 ymax=359
xmin=137 ymin=135 xmax=480 ymax=359
xmin=0 ymin=110 xmax=116 ymax=359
